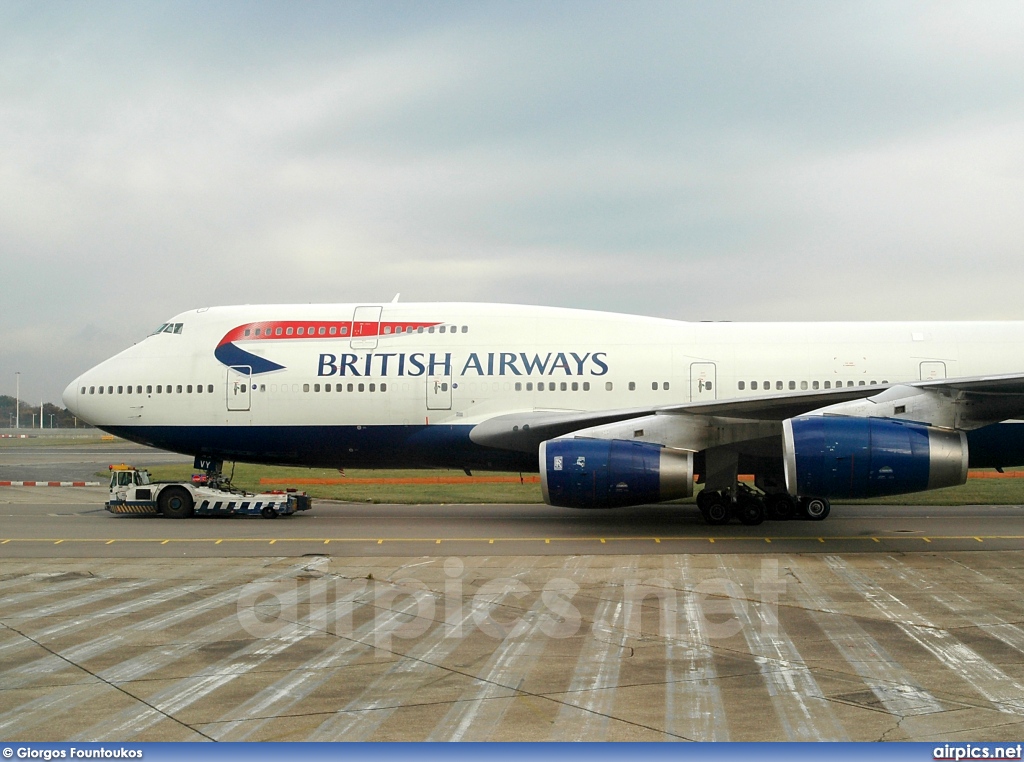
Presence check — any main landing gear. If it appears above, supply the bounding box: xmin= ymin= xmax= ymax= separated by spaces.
xmin=696 ymin=485 xmax=830 ymax=526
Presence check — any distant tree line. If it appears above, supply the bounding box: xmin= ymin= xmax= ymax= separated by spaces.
xmin=0 ymin=395 xmax=91 ymax=429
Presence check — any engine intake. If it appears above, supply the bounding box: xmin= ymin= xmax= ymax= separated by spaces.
xmin=783 ymin=416 xmax=968 ymax=499
xmin=540 ymin=438 xmax=693 ymax=508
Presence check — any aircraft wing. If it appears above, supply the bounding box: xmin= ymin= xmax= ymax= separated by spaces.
xmin=469 ymin=372 xmax=1024 ymax=454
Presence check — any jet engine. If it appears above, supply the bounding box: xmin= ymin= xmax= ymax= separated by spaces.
xmin=783 ymin=416 xmax=968 ymax=499
xmin=540 ymin=438 xmax=694 ymax=508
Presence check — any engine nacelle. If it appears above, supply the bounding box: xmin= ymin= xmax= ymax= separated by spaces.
xmin=540 ymin=438 xmax=694 ymax=508
xmin=783 ymin=416 xmax=968 ymax=499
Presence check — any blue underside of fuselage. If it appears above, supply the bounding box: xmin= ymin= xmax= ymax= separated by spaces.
xmin=97 ymin=421 xmax=1024 ymax=474
xmin=100 ymin=423 xmax=537 ymax=471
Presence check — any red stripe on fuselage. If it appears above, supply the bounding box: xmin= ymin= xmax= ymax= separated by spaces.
xmin=217 ymin=320 xmax=442 ymax=347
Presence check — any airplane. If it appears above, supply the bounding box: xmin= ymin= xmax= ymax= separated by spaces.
xmin=62 ymin=302 xmax=1024 ymax=524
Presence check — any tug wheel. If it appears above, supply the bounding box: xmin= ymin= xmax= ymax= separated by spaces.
xmin=159 ymin=487 xmax=194 ymax=519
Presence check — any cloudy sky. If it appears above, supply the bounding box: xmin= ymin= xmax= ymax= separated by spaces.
xmin=2 ymin=1 xmax=1024 ymax=405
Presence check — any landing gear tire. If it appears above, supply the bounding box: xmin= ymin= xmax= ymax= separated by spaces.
xmin=261 ymin=506 xmax=279 ymax=520
xmin=159 ymin=487 xmax=194 ymax=519
xmin=702 ymin=497 xmax=730 ymax=526
xmin=738 ymin=499 xmax=765 ymax=526
xmin=801 ymin=497 xmax=830 ymax=521
xmin=696 ymin=489 xmax=713 ymax=511
xmin=766 ymin=494 xmax=795 ymax=521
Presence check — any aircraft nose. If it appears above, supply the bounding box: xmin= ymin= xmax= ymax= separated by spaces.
xmin=62 ymin=377 xmax=80 ymax=416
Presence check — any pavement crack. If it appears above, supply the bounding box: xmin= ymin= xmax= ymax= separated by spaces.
xmin=0 ymin=618 xmax=216 ymax=742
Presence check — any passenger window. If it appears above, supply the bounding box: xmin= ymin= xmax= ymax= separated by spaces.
xmin=439 ymin=326 xmax=446 ymax=334
xmin=788 ymin=381 xmax=795 ymax=390
xmin=763 ymin=381 xmax=769 ymax=390
xmin=561 ymin=382 xmax=567 ymax=391
xmin=800 ymin=381 xmax=808 ymax=390
xmin=260 ymin=385 xmax=266 ymax=392
xmin=286 ymin=327 xmax=294 ymax=336
xmin=652 ymin=382 xmax=658 ymax=391
xmin=537 ymin=383 xmax=544 ymax=392
xmin=358 ymin=383 xmax=364 ymax=392
xmin=341 ymin=326 xmax=349 ymax=335
xmin=515 ymin=382 xmax=522 ymax=391
xmin=98 ymin=386 xmax=104 ymax=394
xmin=126 ymin=386 xmax=132 ymax=395
xmin=324 ymin=384 xmax=331 ymax=392
xmin=303 ymin=384 xmax=310 ymax=392
xmin=176 ymin=385 xmax=182 ymax=393
xmin=187 ymin=385 xmax=193 ymax=393
xmin=663 ymin=382 xmax=669 ymax=390
xmin=462 ymin=326 xmax=468 ymax=333
xmin=428 ymin=327 xmax=435 ymax=333
xmin=572 ymin=382 xmax=578 ymax=391
xmin=314 ymin=384 xmax=320 ymax=392
xmin=751 ymin=381 xmax=757 ymax=390
xmin=90 ymin=386 xmax=95 ymax=394
xmin=381 ymin=383 xmax=387 ymax=392
xmin=417 ymin=327 xmax=424 ymax=333
xmin=156 ymin=385 xmax=161 ymax=393
xmin=244 ymin=329 xmax=251 ymax=337
xmin=738 ymin=381 xmax=745 ymax=390
xmin=196 ymin=385 xmax=202 ymax=394
xmin=254 ymin=328 xmax=261 ymax=336
xmin=858 ymin=380 xmax=866 ymax=386
xmin=347 ymin=383 xmax=354 ymax=392
xmin=583 ymin=382 xmax=590 ymax=391
xmin=526 ymin=382 xmax=534 ymax=391
xmin=812 ymin=381 xmax=819 ymax=390
xmin=329 ymin=326 xmax=337 ymax=335
xmin=776 ymin=381 xmax=783 ymax=390
xmin=207 ymin=385 xmax=213 ymax=393
xmin=824 ymin=381 xmax=831 ymax=389
xmin=117 ymin=386 xmax=124 ymax=394
xmin=318 ymin=327 xmax=325 ymax=335
xmin=81 ymin=386 xmax=86 ymax=394
xmin=848 ymin=381 xmax=854 ymax=387
xmin=706 ymin=382 xmax=712 ymax=390
xmin=605 ymin=382 xmax=613 ymax=391
xmin=370 ymin=383 xmax=376 ymax=392
xmin=297 ymin=327 xmax=304 ymax=335
xmin=629 ymin=382 xmax=636 ymax=391
xmin=275 ymin=327 xmax=282 ymax=336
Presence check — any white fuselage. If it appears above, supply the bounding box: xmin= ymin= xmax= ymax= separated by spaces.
xmin=62 ymin=303 xmax=1024 ymax=469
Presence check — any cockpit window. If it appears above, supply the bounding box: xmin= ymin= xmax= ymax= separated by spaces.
xmin=152 ymin=322 xmax=184 ymax=336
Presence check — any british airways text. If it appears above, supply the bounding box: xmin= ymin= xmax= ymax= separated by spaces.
xmin=317 ymin=352 xmax=609 ymax=378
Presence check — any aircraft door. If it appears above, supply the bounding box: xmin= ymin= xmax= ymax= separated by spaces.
xmin=351 ymin=306 xmax=382 ymax=350
xmin=920 ymin=361 xmax=946 ymax=380
xmin=690 ymin=362 xmax=717 ymax=401
xmin=227 ymin=366 xmax=251 ymax=411
xmin=427 ymin=375 xmax=452 ymax=410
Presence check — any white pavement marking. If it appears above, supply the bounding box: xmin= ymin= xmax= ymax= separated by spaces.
xmin=208 ymin=586 xmax=412 ymax=741
xmin=663 ymin=555 xmax=730 ymax=741
xmin=823 ymin=556 xmax=1024 ymax=715
xmin=880 ymin=556 xmax=1024 ymax=661
xmin=549 ymin=558 xmax=636 ymax=741
xmin=303 ymin=600 xmax=476 ymax=741
xmin=722 ymin=559 xmax=848 ymax=741
xmin=788 ymin=558 xmax=944 ymax=716
xmin=428 ymin=557 xmax=591 ymax=742
xmin=0 ymin=561 xmax=314 ymax=739
xmin=0 ymin=576 xmax=99 ymax=614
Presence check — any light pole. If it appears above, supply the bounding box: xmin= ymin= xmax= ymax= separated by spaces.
xmin=49 ymin=414 xmax=54 ymax=428
xmin=14 ymin=372 xmax=19 ymax=430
